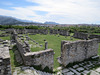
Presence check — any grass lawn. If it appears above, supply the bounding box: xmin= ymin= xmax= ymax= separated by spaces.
xmin=0 ymin=30 xmax=10 ymax=40
xmin=9 ymin=46 xmax=23 ymax=73
xmin=8 ymin=32 xmax=100 ymax=73
xmin=28 ymin=33 xmax=80 ymax=70
xmin=0 ymin=36 xmax=10 ymax=40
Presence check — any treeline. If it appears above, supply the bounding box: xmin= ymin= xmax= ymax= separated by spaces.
xmin=0 ymin=25 xmax=100 ymax=33
xmin=0 ymin=25 xmax=48 ymax=29
xmin=53 ymin=25 xmax=100 ymax=33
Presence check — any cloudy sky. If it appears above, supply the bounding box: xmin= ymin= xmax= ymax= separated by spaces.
xmin=0 ymin=0 xmax=100 ymax=24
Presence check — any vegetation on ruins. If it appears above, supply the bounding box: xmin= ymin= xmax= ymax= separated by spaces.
xmin=28 ymin=34 xmax=80 ymax=69
xmin=0 ymin=25 xmax=100 ymax=33
xmin=0 ymin=26 xmax=100 ymax=74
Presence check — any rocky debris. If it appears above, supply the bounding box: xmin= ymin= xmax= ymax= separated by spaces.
xmin=90 ymin=70 xmax=100 ymax=75
xmin=13 ymin=66 xmax=52 ymax=75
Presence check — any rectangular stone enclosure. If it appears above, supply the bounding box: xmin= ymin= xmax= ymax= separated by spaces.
xmin=59 ymin=39 xmax=99 ymax=67
xmin=12 ymin=30 xmax=54 ymax=72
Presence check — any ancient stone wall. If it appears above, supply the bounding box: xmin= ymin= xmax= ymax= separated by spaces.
xmin=59 ymin=30 xmax=70 ymax=36
xmin=0 ymin=47 xmax=12 ymax=75
xmin=12 ymin=30 xmax=54 ymax=71
xmin=49 ymin=29 xmax=70 ymax=36
xmin=24 ymin=49 xmax=54 ymax=70
xmin=16 ymin=38 xmax=54 ymax=71
xmin=16 ymin=29 xmax=48 ymax=35
xmin=6 ymin=28 xmax=70 ymax=36
xmin=73 ymin=32 xmax=88 ymax=39
xmin=49 ymin=29 xmax=58 ymax=34
xmin=89 ymin=34 xmax=100 ymax=42
xmin=6 ymin=29 xmax=13 ymax=33
xmin=6 ymin=29 xmax=48 ymax=34
xmin=59 ymin=39 xmax=98 ymax=67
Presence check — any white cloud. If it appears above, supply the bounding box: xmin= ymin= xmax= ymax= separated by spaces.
xmin=0 ymin=0 xmax=100 ymax=24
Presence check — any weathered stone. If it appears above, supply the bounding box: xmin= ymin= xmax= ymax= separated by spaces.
xmin=89 ymin=34 xmax=100 ymax=42
xmin=65 ymin=71 xmax=74 ymax=75
xmin=73 ymin=65 xmax=79 ymax=68
xmin=90 ymin=71 xmax=99 ymax=75
xmin=0 ymin=47 xmax=12 ymax=75
xmin=59 ymin=38 xmax=98 ymax=66
xmin=45 ymin=41 xmax=48 ymax=50
xmin=69 ymin=68 xmax=81 ymax=75
xmin=73 ymin=32 xmax=88 ymax=39
xmin=77 ymin=67 xmax=84 ymax=72
xmin=62 ymin=68 xmax=69 ymax=73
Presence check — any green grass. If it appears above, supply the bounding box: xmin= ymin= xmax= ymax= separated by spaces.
xmin=28 ymin=33 xmax=79 ymax=69
xmin=9 ymin=45 xmax=23 ymax=73
xmin=0 ymin=36 xmax=10 ymax=40
xmin=10 ymin=50 xmax=15 ymax=73
xmin=93 ymin=33 xmax=100 ymax=35
xmin=0 ymin=30 xmax=5 ymax=34
xmin=0 ymin=30 xmax=10 ymax=40
xmin=9 ymin=32 xmax=100 ymax=73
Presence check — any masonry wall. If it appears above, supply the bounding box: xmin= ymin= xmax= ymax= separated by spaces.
xmin=12 ymin=30 xmax=54 ymax=71
xmin=59 ymin=39 xmax=98 ymax=67
xmin=89 ymin=34 xmax=100 ymax=42
xmin=24 ymin=49 xmax=54 ymax=70
xmin=49 ymin=29 xmax=70 ymax=36
xmin=73 ymin=32 xmax=88 ymax=39
xmin=0 ymin=47 xmax=12 ymax=75
xmin=16 ymin=39 xmax=54 ymax=71
xmin=6 ymin=29 xmax=48 ymax=34
xmin=7 ymin=29 xmax=69 ymax=36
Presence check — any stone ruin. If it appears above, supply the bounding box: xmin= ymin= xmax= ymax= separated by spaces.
xmin=58 ymin=38 xmax=98 ymax=67
xmin=73 ymin=32 xmax=100 ymax=42
xmin=6 ymin=28 xmax=70 ymax=36
xmin=0 ymin=31 xmax=9 ymax=37
xmin=89 ymin=34 xmax=100 ymax=43
xmin=11 ymin=30 xmax=54 ymax=72
xmin=50 ymin=29 xmax=70 ymax=36
xmin=0 ymin=46 xmax=12 ymax=75
xmin=3 ymin=29 xmax=100 ymax=74
xmin=73 ymin=32 xmax=88 ymax=39
xmin=49 ymin=29 xmax=58 ymax=34
xmin=6 ymin=29 xmax=48 ymax=35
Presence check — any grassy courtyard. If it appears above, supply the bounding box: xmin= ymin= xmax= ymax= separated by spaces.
xmin=28 ymin=33 xmax=80 ymax=69
xmin=0 ymin=30 xmax=10 ymax=40
xmin=0 ymin=31 xmax=100 ymax=73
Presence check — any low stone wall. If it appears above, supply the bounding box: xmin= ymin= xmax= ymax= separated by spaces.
xmin=59 ymin=39 xmax=98 ymax=67
xmin=73 ymin=32 xmax=88 ymax=39
xmin=6 ymin=28 xmax=70 ymax=36
xmin=17 ymin=29 xmax=48 ymax=35
xmin=24 ymin=49 xmax=54 ymax=70
xmin=50 ymin=29 xmax=58 ymax=34
xmin=89 ymin=34 xmax=100 ymax=42
xmin=59 ymin=30 xmax=70 ymax=36
xmin=49 ymin=29 xmax=70 ymax=36
xmin=6 ymin=29 xmax=48 ymax=34
xmin=12 ymin=30 xmax=54 ymax=71
xmin=0 ymin=47 xmax=12 ymax=75
xmin=16 ymin=39 xmax=54 ymax=71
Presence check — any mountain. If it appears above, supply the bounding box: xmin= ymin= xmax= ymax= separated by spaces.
xmin=0 ymin=15 xmax=43 ymax=25
xmin=0 ymin=15 xmax=60 ymax=25
xmin=0 ymin=15 xmax=24 ymax=25
xmin=44 ymin=21 xmax=59 ymax=25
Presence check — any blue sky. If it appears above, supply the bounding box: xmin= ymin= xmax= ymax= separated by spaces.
xmin=0 ymin=0 xmax=100 ymax=24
